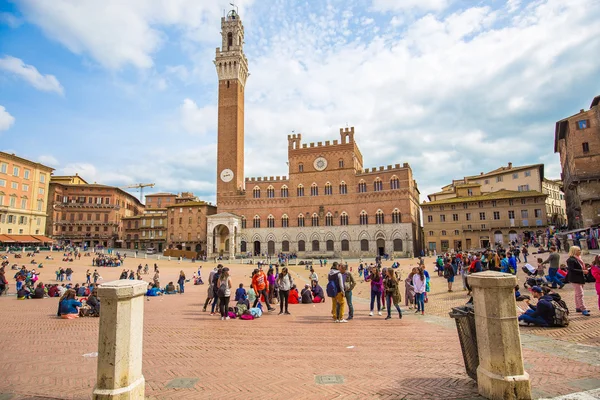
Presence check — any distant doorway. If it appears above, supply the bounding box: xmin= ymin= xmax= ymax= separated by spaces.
xmin=267 ymin=240 xmax=275 ymax=255
xmin=254 ymin=241 xmax=261 ymax=256
xmin=376 ymin=238 xmax=385 ymax=256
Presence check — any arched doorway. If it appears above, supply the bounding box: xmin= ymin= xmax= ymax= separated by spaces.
xmin=494 ymin=230 xmax=503 ymax=245
xmin=213 ymin=224 xmax=230 ymax=256
xmin=254 ymin=241 xmax=261 ymax=255
xmin=509 ymin=230 xmax=518 ymax=243
xmin=267 ymin=240 xmax=275 ymax=255
xmin=376 ymin=238 xmax=385 ymax=256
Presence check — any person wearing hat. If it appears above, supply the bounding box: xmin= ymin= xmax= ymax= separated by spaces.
xmin=301 ymin=284 xmax=313 ymax=304
xmin=518 ymin=286 xmax=555 ymax=327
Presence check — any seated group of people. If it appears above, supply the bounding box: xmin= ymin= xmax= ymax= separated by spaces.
xmin=518 ymin=286 xmax=568 ymax=328
xmin=56 ymin=288 xmax=100 ymax=319
xmin=145 ymin=282 xmax=181 ymax=296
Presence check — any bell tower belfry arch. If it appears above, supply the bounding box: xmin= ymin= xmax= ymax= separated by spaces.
xmin=215 ymin=9 xmax=249 ymax=202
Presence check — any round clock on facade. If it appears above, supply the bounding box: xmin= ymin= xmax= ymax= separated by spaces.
xmin=313 ymin=157 xmax=328 ymax=171
xmin=220 ymin=169 xmax=234 ymax=182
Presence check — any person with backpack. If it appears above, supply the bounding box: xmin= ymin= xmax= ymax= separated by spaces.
xmin=216 ymin=267 xmax=232 ymax=320
xmin=365 ymin=267 xmax=384 ymax=316
xmin=327 ymin=262 xmax=346 ymax=323
xmin=443 ymin=259 xmax=455 ymax=292
xmin=566 ymin=246 xmax=591 ymax=316
xmin=384 ymin=269 xmax=402 ymax=320
xmin=340 ymin=263 xmax=356 ymax=320
xmin=518 ymin=286 xmax=569 ymax=327
xmin=412 ymin=267 xmax=427 ymax=315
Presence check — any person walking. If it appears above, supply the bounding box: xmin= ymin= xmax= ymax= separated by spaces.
xmin=365 ymin=268 xmax=384 ymax=316
xmin=542 ymin=246 xmax=564 ymax=289
xmin=93 ymin=269 xmax=99 ymax=285
xmin=405 ymin=268 xmax=416 ymax=309
xmin=210 ymin=265 xmax=223 ymax=315
xmin=86 ymin=269 xmax=91 ymax=284
xmin=276 ymin=267 xmax=293 ymax=315
xmin=153 ymin=269 xmax=160 ymax=288
xmin=566 ymin=246 xmax=591 ymax=316
xmin=252 ymin=265 xmax=275 ymax=312
xmin=327 ymin=262 xmax=346 ymax=323
xmin=340 ymin=263 xmax=356 ymax=320
xmin=384 ymin=269 xmax=402 ymax=320
xmin=203 ymin=266 xmax=218 ymax=312
xmin=217 ymin=267 xmax=232 ymax=320
xmin=413 ymin=267 xmax=426 ymax=315
xmin=444 ymin=259 xmax=455 ymax=292
xmin=177 ymin=270 xmax=186 ymax=294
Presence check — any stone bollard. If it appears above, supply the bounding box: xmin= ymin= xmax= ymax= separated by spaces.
xmin=93 ymin=280 xmax=147 ymax=400
xmin=579 ymin=239 xmax=589 ymax=255
xmin=469 ymin=271 xmax=531 ymax=400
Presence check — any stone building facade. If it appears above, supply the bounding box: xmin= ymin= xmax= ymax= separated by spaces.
xmin=46 ymin=176 xmax=144 ymax=248
xmin=207 ymin=10 xmax=422 ymax=259
xmin=423 ymin=183 xmax=548 ymax=253
xmin=542 ymin=178 xmax=567 ymax=227
xmin=0 ymin=152 xmax=53 ymax=236
xmin=554 ymin=95 xmax=600 ymax=229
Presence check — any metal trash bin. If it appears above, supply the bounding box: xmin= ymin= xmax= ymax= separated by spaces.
xmin=449 ymin=305 xmax=479 ymax=381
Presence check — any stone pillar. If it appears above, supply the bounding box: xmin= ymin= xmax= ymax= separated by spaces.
xmin=579 ymin=239 xmax=589 ymax=254
xmin=93 ymin=280 xmax=146 ymax=400
xmin=468 ymin=271 xmax=531 ymax=400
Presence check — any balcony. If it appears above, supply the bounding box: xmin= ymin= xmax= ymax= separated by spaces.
xmin=55 ymin=202 xmax=120 ymax=210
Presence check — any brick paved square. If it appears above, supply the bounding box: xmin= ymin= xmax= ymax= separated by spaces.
xmin=0 ymin=251 xmax=599 ymax=399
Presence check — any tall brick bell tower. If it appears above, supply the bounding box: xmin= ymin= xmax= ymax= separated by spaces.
xmin=215 ymin=9 xmax=249 ymax=203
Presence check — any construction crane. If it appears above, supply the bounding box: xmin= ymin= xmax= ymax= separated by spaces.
xmin=120 ymin=183 xmax=155 ymax=202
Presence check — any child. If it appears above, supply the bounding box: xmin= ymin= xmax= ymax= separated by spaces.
xmin=515 ymin=285 xmax=530 ymax=302
xmin=536 ymin=258 xmax=545 ymax=277
xmin=235 ymin=283 xmax=247 ymax=303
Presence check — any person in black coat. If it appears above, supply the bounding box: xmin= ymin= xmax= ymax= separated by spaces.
xmin=566 ymin=246 xmax=590 ymax=316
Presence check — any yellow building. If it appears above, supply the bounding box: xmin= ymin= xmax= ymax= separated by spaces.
xmin=542 ymin=178 xmax=567 ymax=227
xmin=423 ymin=183 xmax=548 ymax=253
xmin=0 ymin=152 xmax=54 ymax=236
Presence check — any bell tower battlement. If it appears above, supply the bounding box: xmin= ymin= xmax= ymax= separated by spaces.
xmin=214 ymin=10 xmax=249 ymax=87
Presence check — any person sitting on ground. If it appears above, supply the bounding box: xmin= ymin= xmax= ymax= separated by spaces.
xmin=311 ymin=280 xmax=325 ymax=303
xmin=17 ymin=285 xmax=31 ymax=299
xmin=518 ymin=286 xmax=559 ymax=327
xmin=87 ymin=289 xmax=100 ymax=316
xmin=48 ymin=284 xmax=60 ymax=297
xmin=288 ymin=284 xmax=300 ymax=304
xmin=146 ymin=283 xmax=163 ymax=297
xmin=235 ymin=283 xmax=247 ymax=303
xmin=165 ymin=282 xmax=177 ymax=294
xmin=301 ymin=284 xmax=313 ymax=304
xmin=58 ymin=289 xmax=82 ymax=319
xmin=33 ymin=282 xmax=46 ymax=299
xmin=515 ymin=285 xmax=530 ymax=302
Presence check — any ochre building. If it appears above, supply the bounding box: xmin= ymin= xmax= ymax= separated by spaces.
xmin=554 ymin=95 xmax=600 ymax=229
xmin=207 ymin=10 xmax=422 ymax=258
xmin=0 ymin=151 xmax=53 ymax=236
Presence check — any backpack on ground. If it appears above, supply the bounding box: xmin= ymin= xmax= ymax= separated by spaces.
xmin=326 ymin=272 xmax=340 ymax=298
xmin=551 ymin=300 xmax=569 ymax=327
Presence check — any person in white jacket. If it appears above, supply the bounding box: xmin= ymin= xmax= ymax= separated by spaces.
xmin=412 ymin=268 xmax=427 ymax=315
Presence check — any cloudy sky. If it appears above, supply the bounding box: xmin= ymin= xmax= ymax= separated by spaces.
xmin=1 ymin=0 xmax=599 ymax=203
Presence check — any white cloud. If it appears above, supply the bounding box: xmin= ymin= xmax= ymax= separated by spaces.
xmin=56 ymin=163 xmax=133 ymax=186
xmin=179 ymin=98 xmax=217 ymax=135
xmin=38 ymin=155 xmax=59 ymax=166
xmin=0 ymin=106 xmax=15 ymax=131
xmin=17 ymin=0 xmax=255 ymax=70
xmin=0 ymin=56 xmax=64 ymax=95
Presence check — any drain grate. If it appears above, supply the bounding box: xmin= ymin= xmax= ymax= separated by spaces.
xmin=315 ymin=375 xmax=344 ymax=385
xmin=165 ymin=378 xmax=199 ymax=389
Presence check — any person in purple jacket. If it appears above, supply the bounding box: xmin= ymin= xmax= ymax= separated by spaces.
xmin=267 ymin=267 xmax=276 ymax=304
xmin=365 ymin=268 xmax=384 ymax=316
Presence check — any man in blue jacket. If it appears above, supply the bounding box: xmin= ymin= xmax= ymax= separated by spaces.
xmin=518 ymin=286 xmax=554 ymax=327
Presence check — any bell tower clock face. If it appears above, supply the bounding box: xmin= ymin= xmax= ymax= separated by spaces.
xmin=313 ymin=157 xmax=328 ymax=171
xmin=220 ymin=169 xmax=234 ymax=182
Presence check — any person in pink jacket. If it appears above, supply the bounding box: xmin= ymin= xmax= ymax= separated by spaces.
xmin=365 ymin=268 xmax=384 ymax=316
xmin=590 ymin=255 xmax=600 ymax=311
xmin=412 ymin=267 xmax=427 ymax=315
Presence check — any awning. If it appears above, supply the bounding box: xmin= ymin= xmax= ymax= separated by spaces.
xmin=31 ymin=235 xmax=54 ymax=243
xmin=10 ymin=235 xmax=40 ymax=243
xmin=0 ymin=234 xmax=16 ymax=243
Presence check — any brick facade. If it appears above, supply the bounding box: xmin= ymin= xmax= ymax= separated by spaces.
xmin=46 ymin=176 xmax=144 ymax=248
xmin=554 ymin=95 xmax=600 ymax=229
xmin=209 ymin=11 xmax=422 ymax=258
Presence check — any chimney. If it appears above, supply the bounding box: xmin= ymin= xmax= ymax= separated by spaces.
xmin=508 ymin=162 xmax=512 ymax=169
xmin=480 ymin=172 xmax=483 ymax=175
